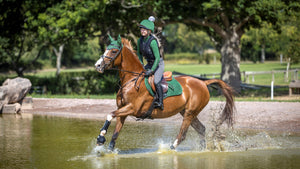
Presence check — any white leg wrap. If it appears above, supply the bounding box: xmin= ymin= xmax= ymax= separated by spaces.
xmin=173 ymin=139 xmax=178 ymax=148
xmin=107 ymin=114 xmax=113 ymax=121
xmin=100 ymin=130 xmax=106 ymax=136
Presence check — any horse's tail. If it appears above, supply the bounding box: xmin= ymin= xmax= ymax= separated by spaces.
xmin=205 ymin=79 xmax=235 ymax=127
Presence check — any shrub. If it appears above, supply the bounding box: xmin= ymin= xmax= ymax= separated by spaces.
xmin=0 ymin=71 xmax=120 ymax=95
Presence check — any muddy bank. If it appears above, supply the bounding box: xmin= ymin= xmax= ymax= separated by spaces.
xmin=22 ymin=98 xmax=300 ymax=133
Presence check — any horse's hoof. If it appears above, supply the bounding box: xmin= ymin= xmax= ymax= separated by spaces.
xmin=97 ymin=135 xmax=106 ymax=145
xmin=108 ymin=141 xmax=115 ymax=151
xmin=170 ymin=145 xmax=175 ymax=150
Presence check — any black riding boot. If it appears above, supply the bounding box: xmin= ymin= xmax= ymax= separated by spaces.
xmin=154 ymin=82 xmax=164 ymax=110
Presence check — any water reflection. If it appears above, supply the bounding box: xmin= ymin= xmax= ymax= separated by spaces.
xmin=0 ymin=114 xmax=33 ymax=169
xmin=0 ymin=114 xmax=299 ymax=169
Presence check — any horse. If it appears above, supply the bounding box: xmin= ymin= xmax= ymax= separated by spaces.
xmin=94 ymin=35 xmax=235 ymax=150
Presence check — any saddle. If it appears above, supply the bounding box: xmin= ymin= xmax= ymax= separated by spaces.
xmin=140 ymin=71 xmax=182 ymax=120
xmin=147 ymin=71 xmax=173 ymax=94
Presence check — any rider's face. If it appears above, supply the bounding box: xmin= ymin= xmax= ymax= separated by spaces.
xmin=140 ymin=28 xmax=149 ymax=37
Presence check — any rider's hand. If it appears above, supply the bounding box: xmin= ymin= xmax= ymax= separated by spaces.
xmin=144 ymin=70 xmax=154 ymax=77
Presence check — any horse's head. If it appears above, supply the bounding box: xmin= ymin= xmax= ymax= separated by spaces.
xmin=95 ymin=35 xmax=123 ymax=73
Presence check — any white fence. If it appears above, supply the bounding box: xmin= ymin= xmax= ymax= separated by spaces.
xmin=243 ymin=69 xmax=298 ymax=83
xmin=199 ymin=69 xmax=299 ymax=83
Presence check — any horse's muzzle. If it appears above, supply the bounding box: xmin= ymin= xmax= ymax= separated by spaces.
xmin=95 ymin=65 xmax=104 ymax=73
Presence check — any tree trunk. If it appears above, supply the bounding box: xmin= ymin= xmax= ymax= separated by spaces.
xmin=16 ymin=67 xmax=24 ymax=77
xmin=220 ymin=34 xmax=241 ymax=93
xmin=261 ymin=44 xmax=265 ymax=63
xmin=53 ymin=44 xmax=65 ymax=76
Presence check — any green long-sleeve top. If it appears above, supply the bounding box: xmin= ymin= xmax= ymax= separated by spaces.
xmin=137 ymin=36 xmax=160 ymax=71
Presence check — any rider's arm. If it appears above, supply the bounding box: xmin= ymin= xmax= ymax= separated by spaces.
xmin=137 ymin=38 xmax=144 ymax=64
xmin=150 ymin=40 xmax=160 ymax=71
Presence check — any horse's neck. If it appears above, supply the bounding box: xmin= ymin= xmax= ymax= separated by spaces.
xmin=119 ymin=47 xmax=144 ymax=84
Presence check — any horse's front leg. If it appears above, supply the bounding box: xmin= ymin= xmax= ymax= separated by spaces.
xmin=97 ymin=115 xmax=113 ymax=146
xmin=96 ymin=104 xmax=134 ymax=146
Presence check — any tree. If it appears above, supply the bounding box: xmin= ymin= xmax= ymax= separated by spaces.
xmin=150 ymin=0 xmax=298 ymax=93
xmin=35 ymin=0 xmax=103 ymax=76
xmin=0 ymin=0 xmax=61 ymax=76
xmin=241 ymin=22 xmax=278 ymax=63
xmin=35 ymin=0 xmax=145 ymax=76
xmin=164 ymin=23 xmax=213 ymax=54
xmin=278 ymin=9 xmax=300 ymax=64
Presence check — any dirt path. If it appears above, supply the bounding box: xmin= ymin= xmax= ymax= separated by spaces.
xmin=23 ymin=98 xmax=300 ymax=133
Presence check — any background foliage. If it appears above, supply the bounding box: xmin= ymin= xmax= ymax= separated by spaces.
xmin=0 ymin=0 xmax=299 ymax=94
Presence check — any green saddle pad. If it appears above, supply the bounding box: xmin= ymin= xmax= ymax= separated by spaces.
xmin=145 ymin=76 xmax=182 ymax=98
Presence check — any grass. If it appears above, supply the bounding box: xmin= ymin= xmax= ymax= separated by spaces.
xmin=165 ymin=61 xmax=300 ymax=86
xmin=29 ymin=93 xmax=117 ymax=99
xmin=165 ymin=63 xmax=221 ymax=75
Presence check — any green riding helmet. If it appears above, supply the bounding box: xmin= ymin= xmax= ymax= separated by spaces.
xmin=139 ymin=19 xmax=154 ymax=32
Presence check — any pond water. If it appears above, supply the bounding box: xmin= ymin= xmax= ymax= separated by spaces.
xmin=0 ymin=114 xmax=299 ymax=169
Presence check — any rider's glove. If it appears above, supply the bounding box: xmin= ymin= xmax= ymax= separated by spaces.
xmin=144 ymin=70 xmax=154 ymax=77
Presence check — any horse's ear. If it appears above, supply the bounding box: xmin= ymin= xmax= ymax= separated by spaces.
xmin=108 ymin=34 xmax=114 ymax=42
xmin=117 ymin=34 xmax=122 ymax=45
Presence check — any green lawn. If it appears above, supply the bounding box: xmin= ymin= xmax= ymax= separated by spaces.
xmin=165 ymin=61 xmax=300 ymax=86
xmin=165 ymin=61 xmax=300 ymax=74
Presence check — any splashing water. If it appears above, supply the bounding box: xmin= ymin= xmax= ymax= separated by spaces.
xmin=156 ymin=142 xmax=174 ymax=154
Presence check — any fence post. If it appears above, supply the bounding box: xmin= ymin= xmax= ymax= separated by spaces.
xmin=247 ymin=74 xmax=249 ymax=83
xmin=285 ymin=58 xmax=290 ymax=82
xmin=271 ymin=81 xmax=274 ymax=100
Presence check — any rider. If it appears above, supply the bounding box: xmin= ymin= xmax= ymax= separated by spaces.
xmin=137 ymin=16 xmax=164 ymax=110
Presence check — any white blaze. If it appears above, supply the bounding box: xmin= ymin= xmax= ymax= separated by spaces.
xmin=95 ymin=50 xmax=109 ymax=67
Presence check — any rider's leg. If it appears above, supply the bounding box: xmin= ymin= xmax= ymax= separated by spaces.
xmin=154 ymin=82 xmax=164 ymax=110
xmin=153 ymin=58 xmax=164 ymax=110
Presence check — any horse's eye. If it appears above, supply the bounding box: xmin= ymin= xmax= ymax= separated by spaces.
xmin=112 ymin=50 xmax=117 ymax=54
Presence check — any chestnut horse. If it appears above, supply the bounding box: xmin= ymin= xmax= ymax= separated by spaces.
xmin=94 ymin=35 xmax=235 ymax=150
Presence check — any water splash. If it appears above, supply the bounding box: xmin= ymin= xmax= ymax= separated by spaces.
xmin=156 ymin=142 xmax=174 ymax=154
xmin=69 ymin=141 xmax=119 ymax=162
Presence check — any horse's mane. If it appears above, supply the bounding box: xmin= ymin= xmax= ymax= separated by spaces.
xmin=121 ymin=38 xmax=144 ymax=70
xmin=121 ymin=38 xmax=134 ymax=52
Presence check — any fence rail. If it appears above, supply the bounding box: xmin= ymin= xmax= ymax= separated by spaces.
xmin=243 ymin=69 xmax=298 ymax=83
xmin=198 ymin=69 xmax=299 ymax=83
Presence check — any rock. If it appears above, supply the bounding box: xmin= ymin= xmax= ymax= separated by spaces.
xmin=0 ymin=77 xmax=32 ymax=113
xmin=2 ymin=103 xmax=21 ymax=114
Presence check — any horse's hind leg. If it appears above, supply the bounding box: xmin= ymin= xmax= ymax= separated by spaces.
xmin=180 ymin=111 xmax=206 ymax=149
xmin=170 ymin=110 xmax=195 ymax=149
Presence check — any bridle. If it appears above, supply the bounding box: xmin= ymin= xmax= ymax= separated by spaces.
xmin=100 ymin=43 xmax=146 ymax=90
xmin=100 ymin=43 xmax=123 ymax=70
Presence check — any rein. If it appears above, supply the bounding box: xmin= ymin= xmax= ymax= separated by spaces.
xmin=109 ymin=67 xmax=145 ymax=91
xmin=101 ymin=42 xmax=147 ymax=91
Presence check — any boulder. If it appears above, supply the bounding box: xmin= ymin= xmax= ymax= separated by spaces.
xmin=0 ymin=77 xmax=32 ymax=113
